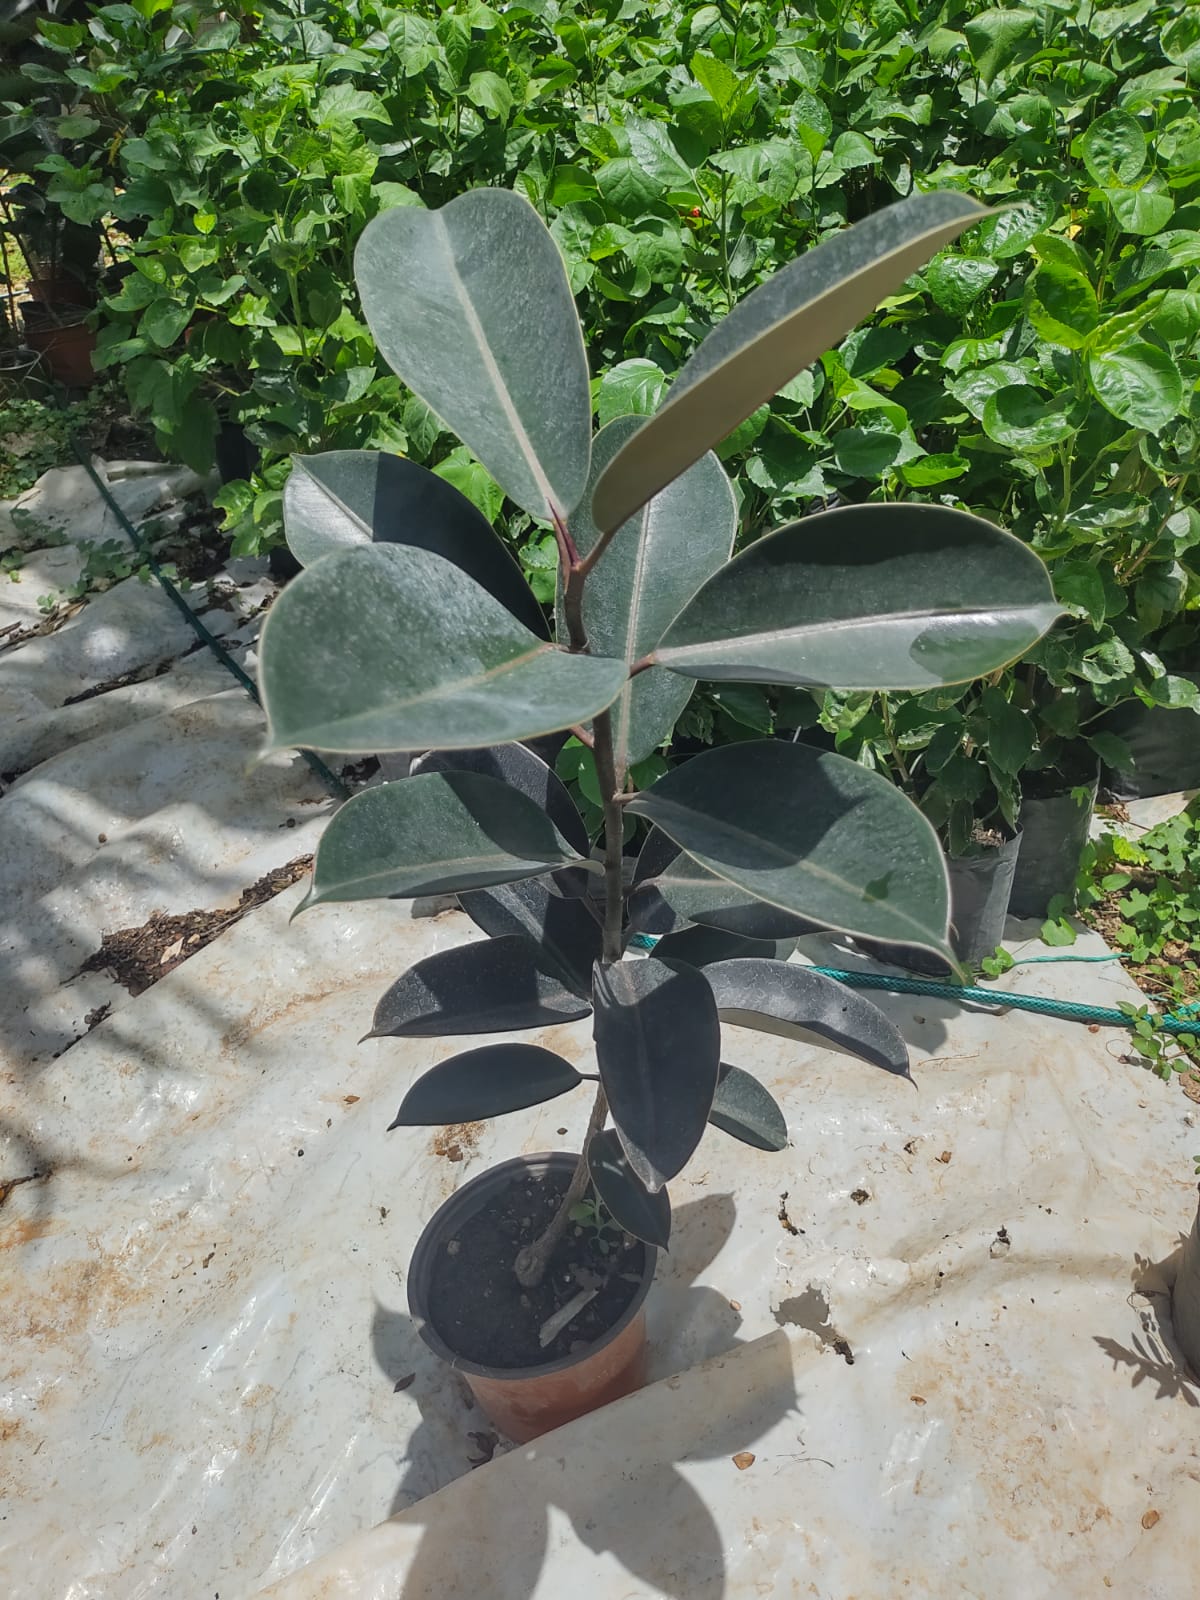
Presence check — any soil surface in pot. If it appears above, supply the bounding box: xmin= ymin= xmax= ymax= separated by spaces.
xmin=428 ymin=1167 xmax=646 ymax=1368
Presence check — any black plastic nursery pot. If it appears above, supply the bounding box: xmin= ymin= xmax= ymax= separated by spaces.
xmin=408 ymin=1152 xmax=657 ymax=1444
xmin=1174 ymin=1199 xmax=1200 ymax=1379
xmin=857 ymin=828 xmax=1023 ymax=975
xmin=1098 ymin=676 xmax=1200 ymax=799
xmin=1008 ymin=764 xmax=1099 ymax=920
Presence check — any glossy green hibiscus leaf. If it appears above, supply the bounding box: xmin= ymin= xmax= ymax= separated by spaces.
xmin=282 ymin=450 xmax=547 ymax=637
xmin=1087 ymin=342 xmax=1184 ymax=431
xmin=653 ymin=505 xmax=1060 ymax=690
xmin=299 ymin=770 xmax=593 ymax=909
xmin=355 ymin=188 xmax=592 ymax=519
xmin=708 ymin=1065 xmax=788 ymax=1153
xmin=565 ymin=416 xmax=735 ymax=770
xmin=590 ymin=192 xmax=989 ymax=533
xmin=259 ymin=544 xmax=626 ymax=754
xmin=627 ymin=741 xmax=954 ymax=962
xmin=389 ymin=1043 xmax=582 ymax=1127
xmin=587 ymin=1129 xmax=671 ymax=1248
xmin=592 ymin=955 xmax=721 ymax=1191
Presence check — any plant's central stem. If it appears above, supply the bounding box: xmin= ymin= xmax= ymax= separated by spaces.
xmin=514 ymin=679 xmax=626 ymax=1290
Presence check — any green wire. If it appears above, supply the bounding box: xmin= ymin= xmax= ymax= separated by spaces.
xmin=628 ymin=933 xmax=1200 ymax=1037
xmin=67 ymin=437 xmax=347 ymax=802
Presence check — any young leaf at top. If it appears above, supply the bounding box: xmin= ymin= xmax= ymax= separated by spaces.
xmin=459 ymin=876 xmax=602 ymax=997
xmin=654 ymin=505 xmax=1061 ymax=690
xmin=366 ymin=934 xmax=591 ymax=1039
xmin=709 ymin=1065 xmax=788 ymax=1153
xmin=283 ymin=451 xmax=547 ymax=637
xmin=299 ymin=770 xmax=592 ymax=910
xmin=355 ymin=188 xmax=592 ymax=520
xmin=591 ymin=191 xmax=990 ymax=532
xmin=702 ymin=958 xmax=911 ymax=1077
xmin=389 ymin=1043 xmax=582 ymax=1128
xmin=565 ymin=416 xmax=736 ymax=771
xmin=628 ymin=828 xmax=819 ymax=940
xmin=628 ymin=741 xmax=953 ymax=962
xmin=259 ymin=544 xmax=626 ymax=754
xmin=587 ymin=1129 xmax=672 ymax=1249
xmin=592 ymin=956 xmax=721 ymax=1192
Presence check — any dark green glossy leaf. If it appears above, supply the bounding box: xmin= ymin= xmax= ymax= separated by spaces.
xmin=982 ymin=388 xmax=1079 ymax=452
xmin=260 ymin=545 xmax=625 ymax=754
xmin=1086 ymin=342 xmax=1183 ymax=431
xmin=459 ymin=876 xmax=602 ymax=995
xmin=388 ymin=1043 xmax=582 ymax=1127
xmin=301 ymin=770 xmax=589 ymax=909
xmin=366 ymin=935 xmax=591 ymax=1039
xmin=592 ymin=956 xmax=721 ymax=1191
xmin=963 ymin=7 xmax=1037 ymax=82
xmin=708 ymin=1065 xmax=788 ymax=1152
xmin=702 ymin=958 xmax=910 ymax=1076
xmin=587 ymin=1129 xmax=671 ymax=1248
xmin=566 ymin=416 xmax=735 ymax=769
xmin=629 ymin=829 xmax=818 ymax=940
xmin=591 ymin=192 xmax=989 ymax=533
xmin=1081 ymin=109 xmax=1147 ymax=187
xmin=355 ymin=188 xmax=591 ymax=519
xmin=628 ymin=741 xmax=953 ymax=961
xmin=653 ymin=926 xmax=796 ymax=967
xmin=282 ymin=451 xmax=547 ymax=637
xmin=654 ymin=505 xmax=1060 ymax=691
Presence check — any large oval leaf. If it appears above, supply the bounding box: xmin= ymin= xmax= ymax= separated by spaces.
xmin=355 ymin=189 xmax=592 ymax=520
xmin=702 ymin=958 xmax=910 ymax=1077
xmin=300 ymin=770 xmax=590 ymax=909
xmin=459 ymin=877 xmax=602 ymax=997
xmin=388 ymin=1043 xmax=582 ymax=1127
xmin=565 ymin=417 xmax=735 ymax=770
xmin=587 ymin=1129 xmax=672 ymax=1249
xmin=366 ymin=935 xmax=591 ymax=1039
xmin=708 ymin=1065 xmax=788 ymax=1153
xmin=592 ymin=956 xmax=721 ymax=1192
xmin=259 ymin=544 xmax=626 ymax=754
xmin=627 ymin=741 xmax=953 ymax=962
xmin=591 ymin=191 xmax=988 ymax=532
xmin=654 ymin=505 xmax=1061 ymax=691
xmin=1086 ymin=342 xmax=1183 ymax=432
xmin=283 ymin=451 xmax=548 ymax=637
xmin=628 ymin=829 xmax=818 ymax=940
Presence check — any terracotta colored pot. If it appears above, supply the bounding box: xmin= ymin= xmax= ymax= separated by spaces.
xmin=21 ymin=312 xmax=97 ymax=388
xmin=408 ymin=1152 xmax=656 ymax=1443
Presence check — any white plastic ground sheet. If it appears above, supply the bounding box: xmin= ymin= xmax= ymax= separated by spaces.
xmin=3 ymin=470 xmax=1200 ymax=1598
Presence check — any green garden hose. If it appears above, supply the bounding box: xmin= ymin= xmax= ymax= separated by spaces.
xmin=628 ymin=934 xmax=1200 ymax=1037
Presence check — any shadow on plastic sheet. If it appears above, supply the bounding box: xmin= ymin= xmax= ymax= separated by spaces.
xmin=371 ymin=1192 xmax=797 ymax=1600
xmin=1093 ymin=1242 xmax=1200 ymax=1406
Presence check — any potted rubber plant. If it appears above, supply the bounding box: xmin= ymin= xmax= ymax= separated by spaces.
xmin=256 ymin=187 xmax=1060 ymax=1442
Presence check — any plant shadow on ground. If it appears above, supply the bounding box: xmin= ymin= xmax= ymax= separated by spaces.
xmin=1093 ymin=1244 xmax=1200 ymax=1405
xmin=371 ymin=1191 xmax=797 ymax=1600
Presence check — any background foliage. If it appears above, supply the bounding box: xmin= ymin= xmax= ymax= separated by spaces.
xmin=6 ymin=0 xmax=1199 ymax=820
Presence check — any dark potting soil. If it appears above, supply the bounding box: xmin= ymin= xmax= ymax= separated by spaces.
xmin=427 ymin=1168 xmax=646 ymax=1369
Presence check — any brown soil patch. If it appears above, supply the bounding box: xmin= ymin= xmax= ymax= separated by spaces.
xmin=79 ymin=855 xmax=312 ymax=996
xmin=432 ymin=1122 xmax=483 ymax=1164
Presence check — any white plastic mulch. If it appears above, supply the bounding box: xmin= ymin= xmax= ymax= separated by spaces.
xmin=2 ymin=463 xmax=1199 ymax=1600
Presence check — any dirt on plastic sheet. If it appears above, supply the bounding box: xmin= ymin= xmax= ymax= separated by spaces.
xmin=78 ymin=855 xmax=313 ymax=996
xmin=428 ymin=1167 xmax=645 ymax=1369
